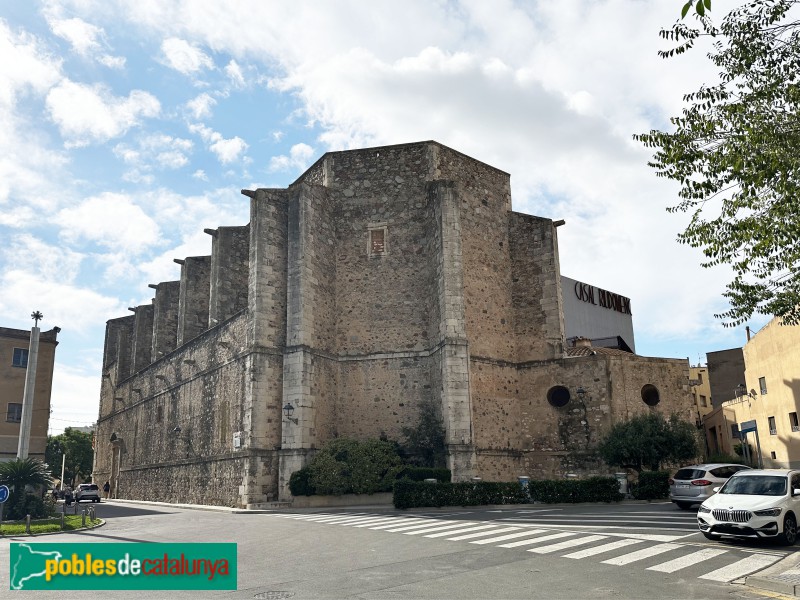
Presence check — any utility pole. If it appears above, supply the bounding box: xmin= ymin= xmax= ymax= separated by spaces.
xmin=17 ymin=311 xmax=43 ymax=459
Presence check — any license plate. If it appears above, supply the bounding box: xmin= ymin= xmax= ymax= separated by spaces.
xmin=677 ymin=484 xmax=690 ymax=489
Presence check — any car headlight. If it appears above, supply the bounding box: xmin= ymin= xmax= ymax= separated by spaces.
xmin=697 ymin=505 xmax=711 ymax=513
xmin=753 ymin=508 xmax=782 ymax=517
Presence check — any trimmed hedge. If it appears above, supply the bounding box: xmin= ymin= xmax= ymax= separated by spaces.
xmin=398 ymin=467 xmax=451 ymax=482
xmin=288 ymin=466 xmax=315 ymax=496
xmin=393 ymin=476 xmax=623 ymax=509
xmin=632 ymin=470 xmax=669 ymax=500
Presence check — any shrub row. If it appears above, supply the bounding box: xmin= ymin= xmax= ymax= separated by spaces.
xmin=393 ymin=476 xmax=623 ymax=509
xmin=631 ymin=470 xmax=669 ymax=500
xmin=289 ymin=465 xmax=452 ymax=497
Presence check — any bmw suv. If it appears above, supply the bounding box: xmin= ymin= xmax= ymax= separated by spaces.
xmin=697 ymin=469 xmax=800 ymax=545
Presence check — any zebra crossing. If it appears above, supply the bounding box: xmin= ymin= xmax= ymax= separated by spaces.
xmin=268 ymin=511 xmax=787 ymax=583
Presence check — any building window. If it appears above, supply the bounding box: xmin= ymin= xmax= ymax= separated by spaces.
xmin=759 ymin=377 xmax=767 ymax=395
xmin=546 ymin=386 xmax=571 ymax=408
xmin=699 ymin=395 xmax=707 ymax=407
xmin=697 ymin=372 xmax=703 ymax=384
xmin=368 ymin=225 xmax=388 ymax=257
xmin=641 ymin=384 xmax=660 ymax=406
xmin=730 ymin=423 xmax=740 ymax=440
xmin=790 ymin=412 xmax=799 ymax=433
xmin=771 ymin=451 xmax=777 ymax=459
xmin=6 ymin=403 xmax=22 ymax=423
xmin=12 ymin=348 xmax=28 ymax=368
xmin=768 ymin=416 xmax=777 ymax=435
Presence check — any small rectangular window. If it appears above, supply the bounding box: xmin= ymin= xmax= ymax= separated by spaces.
xmin=790 ymin=412 xmax=799 ymax=433
xmin=6 ymin=403 xmax=22 ymax=423
xmin=759 ymin=376 xmax=768 ymax=395
xmin=771 ymin=451 xmax=777 ymax=459
xmin=370 ymin=228 xmax=385 ymax=256
xmin=697 ymin=372 xmax=703 ymax=384
xmin=730 ymin=423 xmax=740 ymax=440
xmin=12 ymin=348 xmax=28 ymax=368
xmin=699 ymin=395 xmax=707 ymax=407
xmin=769 ymin=416 xmax=777 ymax=435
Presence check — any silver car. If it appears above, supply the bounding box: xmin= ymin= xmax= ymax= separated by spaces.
xmin=669 ymin=463 xmax=751 ymax=509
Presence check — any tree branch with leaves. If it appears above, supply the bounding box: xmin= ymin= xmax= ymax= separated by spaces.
xmin=635 ymin=0 xmax=800 ymax=325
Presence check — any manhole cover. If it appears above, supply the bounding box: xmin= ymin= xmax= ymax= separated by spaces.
xmin=254 ymin=592 xmax=295 ymax=600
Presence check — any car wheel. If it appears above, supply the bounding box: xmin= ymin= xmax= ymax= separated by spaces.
xmin=779 ymin=513 xmax=798 ymax=546
xmin=702 ymin=532 xmax=721 ymax=541
xmin=676 ymin=502 xmax=693 ymax=510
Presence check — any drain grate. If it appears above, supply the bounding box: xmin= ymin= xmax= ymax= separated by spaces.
xmin=254 ymin=592 xmax=295 ymax=600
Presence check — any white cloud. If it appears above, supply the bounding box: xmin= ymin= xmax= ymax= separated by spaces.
xmin=50 ymin=363 xmax=102 ymax=434
xmin=46 ymin=15 xmax=125 ymax=68
xmin=2 ymin=234 xmax=84 ymax=283
xmin=225 ymin=59 xmax=245 ymax=87
xmin=56 ymin=192 xmax=161 ymax=253
xmin=46 ymin=80 xmax=160 ymax=146
xmin=269 ymin=142 xmax=315 ymax=173
xmin=192 ymin=169 xmax=208 ymax=181
xmin=114 ymin=133 xmax=193 ymax=175
xmin=160 ymin=37 xmax=214 ymax=74
xmin=0 ymin=269 xmax=126 ymax=333
xmin=189 ymin=122 xmax=248 ymax=164
xmin=185 ymin=92 xmax=217 ymax=119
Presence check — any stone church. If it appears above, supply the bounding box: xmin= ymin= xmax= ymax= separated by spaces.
xmin=94 ymin=141 xmax=694 ymax=507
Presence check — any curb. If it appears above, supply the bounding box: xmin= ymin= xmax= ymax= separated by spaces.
xmin=104 ymin=498 xmax=274 ymax=514
xmin=0 ymin=519 xmax=106 ymax=538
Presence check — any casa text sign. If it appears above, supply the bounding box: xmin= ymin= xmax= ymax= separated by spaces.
xmin=573 ymin=281 xmax=632 ymax=316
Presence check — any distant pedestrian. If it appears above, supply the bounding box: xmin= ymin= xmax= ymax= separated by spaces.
xmin=103 ymin=480 xmax=111 ymax=499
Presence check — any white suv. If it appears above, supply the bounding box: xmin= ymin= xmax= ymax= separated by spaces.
xmin=697 ymin=469 xmax=800 ymax=545
xmin=74 ymin=483 xmax=101 ymax=503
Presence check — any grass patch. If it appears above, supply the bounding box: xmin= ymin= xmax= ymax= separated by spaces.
xmin=0 ymin=514 xmax=99 ymax=536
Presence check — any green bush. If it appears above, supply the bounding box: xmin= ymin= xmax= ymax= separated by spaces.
xmin=397 ymin=467 xmax=451 ymax=482
xmin=632 ymin=470 xmax=669 ymax=500
xmin=6 ymin=492 xmax=51 ymax=520
xmin=290 ymin=438 xmax=404 ymax=496
xmin=393 ymin=476 xmax=623 ymax=509
xmin=706 ymin=452 xmax=745 ymax=465
xmin=288 ymin=467 xmax=316 ymax=496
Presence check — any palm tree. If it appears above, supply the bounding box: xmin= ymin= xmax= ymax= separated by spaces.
xmin=0 ymin=457 xmax=53 ymax=492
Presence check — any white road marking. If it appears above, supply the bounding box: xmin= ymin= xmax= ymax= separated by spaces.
xmin=367 ymin=519 xmax=445 ymax=530
xmin=470 ymin=529 xmax=547 ymax=545
xmin=527 ymin=535 xmax=607 ymax=554
xmin=699 ymin=553 xmax=783 ymax=582
xmin=352 ymin=518 xmax=410 ymax=528
xmin=647 ymin=548 xmax=729 ymax=573
xmin=498 ymin=531 xmax=575 ymax=548
xmin=563 ymin=538 xmax=644 ymax=559
xmin=601 ymin=543 xmax=682 ymax=565
xmin=424 ymin=524 xmax=500 ymax=538
xmin=447 ymin=527 xmax=522 ymax=541
xmin=399 ymin=522 xmax=480 ymax=535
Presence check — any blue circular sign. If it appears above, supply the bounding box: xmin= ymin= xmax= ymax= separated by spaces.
xmin=0 ymin=485 xmax=9 ymax=503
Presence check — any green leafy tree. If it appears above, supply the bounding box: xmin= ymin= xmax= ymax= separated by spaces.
xmin=308 ymin=438 xmax=404 ymax=495
xmin=45 ymin=427 xmax=94 ymax=488
xmin=635 ymin=0 xmax=800 ymax=325
xmin=400 ymin=400 xmax=447 ymax=468
xmin=0 ymin=458 xmax=53 ymax=519
xmin=598 ymin=413 xmax=699 ymax=474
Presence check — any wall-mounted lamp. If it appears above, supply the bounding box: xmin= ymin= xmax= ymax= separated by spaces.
xmin=749 ymin=388 xmax=758 ymax=399
xmin=735 ymin=383 xmax=747 ymax=398
xmin=576 ymin=387 xmax=587 ymax=401
xmin=172 ymin=426 xmax=182 ymax=435
xmin=283 ymin=403 xmax=299 ymax=425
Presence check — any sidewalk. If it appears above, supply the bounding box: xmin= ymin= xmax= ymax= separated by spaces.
xmin=107 ymin=498 xmax=800 ymax=595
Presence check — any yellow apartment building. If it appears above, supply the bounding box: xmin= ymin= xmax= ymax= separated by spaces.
xmin=0 ymin=326 xmax=59 ymax=462
xmin=690 ymin=365 xmax=713 ymax=426
xmin=702 ymin=318 xmax=800 ymax=467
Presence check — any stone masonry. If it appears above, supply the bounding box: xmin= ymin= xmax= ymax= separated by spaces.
xmin=94 ymin=141 xmax=694 ymax=507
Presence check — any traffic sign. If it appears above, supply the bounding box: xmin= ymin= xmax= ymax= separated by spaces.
xmin=740 ymin=420 xmax=758 ymax=433
xmin=0 ymin=485 xmax=9 ymax=503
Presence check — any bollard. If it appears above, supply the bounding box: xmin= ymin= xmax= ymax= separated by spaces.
xmin=60 ymin=513 xmax=65 ymax=530
xmin=25 ymin=514 xmax=31 ymax=535
xmin=81 ymin=510 xmax=86 ymax=527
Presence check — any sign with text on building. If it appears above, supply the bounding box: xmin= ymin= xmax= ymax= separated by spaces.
xmin=9 ymin=542 xmax=237 ymax=590
xmin=573 ymin=280 xmax=632 ymax=315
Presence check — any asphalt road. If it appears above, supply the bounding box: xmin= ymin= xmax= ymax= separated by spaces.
xmin=0 ymin=500 xmax=791 ymax=599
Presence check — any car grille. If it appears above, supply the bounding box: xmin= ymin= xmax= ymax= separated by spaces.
xmin=712 ymin=509 xmax=752 ymax=523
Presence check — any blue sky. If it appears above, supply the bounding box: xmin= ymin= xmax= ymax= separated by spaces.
xmin=0 ymin=1 xmax=760 ymax=434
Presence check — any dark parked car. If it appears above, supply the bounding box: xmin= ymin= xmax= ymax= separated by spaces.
xmin=669 ymin=463 xmax=751 ymax=509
